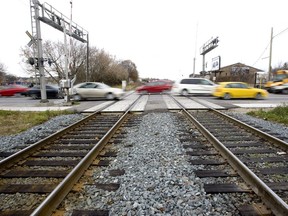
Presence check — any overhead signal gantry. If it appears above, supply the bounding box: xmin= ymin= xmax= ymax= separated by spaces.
xmin=28 ymin=0 xmax=88 ymax=102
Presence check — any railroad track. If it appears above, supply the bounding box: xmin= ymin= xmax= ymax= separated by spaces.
xmin=0 ymin=94 xmax=287 ymax=215
xmin=171 ymin=95 xmax=288 ymax=215
xmin=0 ymin=95 xmax=142 ymax=215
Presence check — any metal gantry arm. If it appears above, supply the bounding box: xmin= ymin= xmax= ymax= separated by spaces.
xmin=39 ymin=2 xmax=88 ymax=43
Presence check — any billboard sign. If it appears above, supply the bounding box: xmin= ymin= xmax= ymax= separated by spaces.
xmin=211 ymin=56 xmax=221 ymax=71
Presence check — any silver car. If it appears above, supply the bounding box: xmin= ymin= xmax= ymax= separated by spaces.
xmin=172 ymin=78 xmax=217 ymax=95
xmin=70 ymin=82 xmax=125 ymax=101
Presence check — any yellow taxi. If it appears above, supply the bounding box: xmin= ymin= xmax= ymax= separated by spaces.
xmin=213 ymin=82 xmax=268 ymax=100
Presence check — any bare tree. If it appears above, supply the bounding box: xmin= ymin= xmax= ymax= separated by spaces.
xmin=21 ymin=40 xmax=86 ymax=84
xmin=121 ymin=60 xmax=139 ymax=82
xmin=87 ymin=48 xmax=128 ymax=85
xmin=21 ymin=39 xmax=139 ymax=86
xmin=0 ymin=62 xmax=8 ymax=84
xmin=272 ymin=61 xmax=288 ymax=73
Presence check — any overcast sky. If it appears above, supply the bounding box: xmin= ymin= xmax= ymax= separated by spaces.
xmin=1 ymin=0 xmax=288 ymax=80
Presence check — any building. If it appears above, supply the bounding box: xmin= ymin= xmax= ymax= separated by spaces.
xmin=209 ymin=62 xmax=264 ymax=86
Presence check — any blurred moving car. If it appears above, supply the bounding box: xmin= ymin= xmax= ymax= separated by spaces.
xmin=264 ymin=69 xmax=288 ymax=92
xmin=70 ymin=82 xmax=124 ymax=101
xmin=172 ymin=78 xmax=217 ymax=95
xmin=26 ymin=84 xmax=63 ymax=99
xmin=136 ymin=80 xmax=173 ymax=94
xmin=212 ymin=82 xmax=268 ymax=99
xmin=0 ymin=85 xmax=28 ymax=96
xmin=270 ymin=83 xmax=288 ymax=94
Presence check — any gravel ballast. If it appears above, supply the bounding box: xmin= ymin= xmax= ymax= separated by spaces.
xmin=60 ymin=111 xmax=275 ymax=215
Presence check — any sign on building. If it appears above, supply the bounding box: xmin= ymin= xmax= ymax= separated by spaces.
xmin=211 ymin=56 xmax=221 ymax=71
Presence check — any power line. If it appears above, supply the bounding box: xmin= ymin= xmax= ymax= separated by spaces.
xmin=252 ymin=42 xmax=270 ymax=66
xmin=273 ymin=26 xmax=288 ymax=38
xmin=252 ymin=26 xmax=288 ymax=67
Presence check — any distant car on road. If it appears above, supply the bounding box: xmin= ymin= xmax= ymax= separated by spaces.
xmin=270 ymin=83 xmax=288 ymax=94
xmin=25 ymin=84 xmax=63 ymax=99
xmin=0 ymin=85 xmax=28 ymax=97
xmin=172 ymin=78 xmax=217 ymax=95
xmin=70 ymin=82 xmax=125 ymax=101
xmin=136 ymin=80 xmax=173 ymax=94
xmin=212 ymin=82 xmax=268 ymax=99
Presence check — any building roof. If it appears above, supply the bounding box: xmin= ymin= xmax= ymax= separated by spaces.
xmin=220 ymin=62 xmax=263 ymax=72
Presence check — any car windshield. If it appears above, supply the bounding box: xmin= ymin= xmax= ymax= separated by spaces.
xmin=98 ymin=83 xmax=110 ymax=89
xmin=226 ymin=83 xmax=248 ymax=88
xmin=200 ymin=80 xmax=214 ymax=85
xmin=31 ymin=85 xmax=40 ymax=89
xmin=46 ymin=85 xmax=56 ymax=89
xmin=146 ymin=82 xmax=159 ymax=86
xmin=77 ymin=82 xmax=111 ymax=89
xmin=79 ymin=83 xmax=98 ymax=88
xmin=273 ymin=74 xmax=288 ymax=82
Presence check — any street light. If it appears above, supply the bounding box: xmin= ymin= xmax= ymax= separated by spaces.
xmin=268 ymin=26 xmax=288 ymax=80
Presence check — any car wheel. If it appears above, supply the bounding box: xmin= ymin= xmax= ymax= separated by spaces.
xmin=57 ymin=92 xmax=64 ymax=99
xmin=255 ymin=93 xmax=262 ymax=99
xmin=106 ymin=93 xmax=115 ymax=100
xmin=73 ymin=94 xmax=82 ymax=101
xmin=181 ymin=89 xmax=188 ymax=96
xmin=223 ymin=93 xmax=231 ymax=100
xmin=282 ymin=88 xmax=288 ymax=94
xmin=31 ymin=93 xmax=38 ymax=99
xmin=140 ymin=90 xmax=148 ymax=94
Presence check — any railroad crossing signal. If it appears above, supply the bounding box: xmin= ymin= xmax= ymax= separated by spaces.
xmin=26 ymin=30 xmax=36 ymax=47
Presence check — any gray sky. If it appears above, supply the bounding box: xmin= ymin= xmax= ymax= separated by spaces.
xmin=1 ymin=0 xmax=288 ymax=80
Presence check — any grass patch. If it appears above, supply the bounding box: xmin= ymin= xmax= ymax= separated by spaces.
xmin=114 ymin=83 xmax=138 ymax=91
xmin=0 ymin=110 xmax=75 ymax=136
xmin=247 ymin=104 xmax=288 ymax=126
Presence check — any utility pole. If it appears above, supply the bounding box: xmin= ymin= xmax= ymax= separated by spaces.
xmin=61 ymin=0 xmax=73 ymax=103
xmin=86 ymin=34 xmax=89 ymax=82
xmin=32 ymin=0 xmax=48 ymax=102
xmin=192 ymin=23 xmax=198 ymax=77
xmin=268 ymin=27 xmax=273 ymax=81
xmin=29 ymin=0 xmax=88 ymax=103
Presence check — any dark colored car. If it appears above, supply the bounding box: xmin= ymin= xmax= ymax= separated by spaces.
xmin=0 ymin=85 xmax=28 ymax=96
xmin=136 ymin=80 xmax=173 ymax=94
xmin=25 ymin=85 xmax=63 ymax=99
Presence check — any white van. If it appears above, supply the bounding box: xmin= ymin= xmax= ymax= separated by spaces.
xmin=172 ymin=78 xmax=217 ymax=95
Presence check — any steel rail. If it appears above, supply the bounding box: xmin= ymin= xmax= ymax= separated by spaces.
xmin=212 ymin=109 xmax=288 ymax=151
xmin=30 ymin=95 xmax=142 ymax=216
xmin=0 ymin=99 xmax=118 ymax=171
xmin=170 ymin=95 xmax=288 ymax=216
xmin=184 ymin=95 xmax=288 ymax=151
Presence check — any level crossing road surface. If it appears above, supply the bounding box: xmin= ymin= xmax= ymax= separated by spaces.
xmin=0 ymin=92 xmax=287 ymax=112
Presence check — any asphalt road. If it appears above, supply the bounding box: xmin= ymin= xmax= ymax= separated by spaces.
xmin=0 ymin=93 xmax=287 ymax=109
xmin=199 ymin=93 xmax=288 ymax=106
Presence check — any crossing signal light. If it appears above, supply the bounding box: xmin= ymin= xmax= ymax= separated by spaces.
xmin=28 ymin=57 xmax=35 ymax=65
xmin=48 ymin=59 xmax=53 ymax=66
